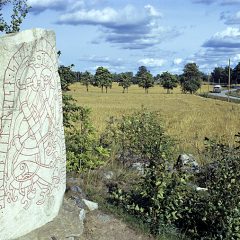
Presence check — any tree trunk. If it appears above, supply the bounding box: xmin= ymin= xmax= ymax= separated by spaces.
xmin=101 ymin=86 xmax=103 ymax=93
xmin=167 ymin=88 xmax=170 ymax=94
xmin=105 ymin=87 xmax=108 ymax=93
xmin=86 ymin=85 xmax=89 ymax=92
xmin=127 ymin=87 xmax=128 ymax=93
xmin=122 ymin=88 xmax=125 ymax=93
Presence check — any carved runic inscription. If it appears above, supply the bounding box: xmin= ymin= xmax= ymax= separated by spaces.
xmin=0 ymin=38 xmax=65 ymax=210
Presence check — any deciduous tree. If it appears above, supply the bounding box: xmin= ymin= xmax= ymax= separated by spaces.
xmin=80 ymin=71 xmax=93 ymax=92
xmin=232 ymin=62 xmax=240 ymax=85
xmin=0 ymin=0 xmax=30 ymax=33
xmin=94 ymin=66 xmax=113 ymax=93
xmin=58 ymin=64 xmax=76 ymax=91
xmin=210 ymin=66 xmax=232 ymax=85
xmin=160 ymin=71 xmax=178 ymax=93
xmin=118 ymin=72 xmax=132 ymax=93
xmin=180 ymin=63 xmax=202 ymax=94
xmin=136 ymin=66 xmax=154 ymax=93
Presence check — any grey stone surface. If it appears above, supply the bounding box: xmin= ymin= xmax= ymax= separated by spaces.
xmin=82 ymin=199 xmax=98 ymax=211
xmin=17 ymin=197 xmax=84 ymax=240
xmin=0 ymin=29 xmax=66 ymax=239
xmin=175 ymin=153 xmax=199 ymax=173
xmin=131 ymin=162 xmax=145 ymax=174
xmin=103 ymin=171 xmax=114 ymax=180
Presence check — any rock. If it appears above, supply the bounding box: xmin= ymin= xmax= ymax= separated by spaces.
xmin=131 ymin=162 xmax=145 ymax=174
xmin=82 ymin=199 xmax=99 ymax=211
xmin=71 ymin=185 xmax=83 ymax=193
xmin=79 ymin=209 xmax=86 ymax=222
xmin=175 ymin=154 xmax=199 ymax=173
xmin=17 ymin=197 xmax=84 ymax=240
xmin=195 ymin=186 xmax=208 ymax=191
xmin=0 ymin=29 xmax=66 ymax=239
xmin=103 ymin=171 xmax=114 ymax=180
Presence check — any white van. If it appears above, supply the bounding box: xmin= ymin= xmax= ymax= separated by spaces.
xmin=213 ymin=85 xmax=222 ymax=93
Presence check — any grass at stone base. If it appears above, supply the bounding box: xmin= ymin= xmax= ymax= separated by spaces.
xmin=69 ymin=82 xmax=240 ymax=164
xmin=77 ymin=165 xmax=187 ymax=240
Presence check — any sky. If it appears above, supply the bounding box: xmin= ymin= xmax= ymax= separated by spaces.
xmin=2 ymin=0 xmax=240 ymax=75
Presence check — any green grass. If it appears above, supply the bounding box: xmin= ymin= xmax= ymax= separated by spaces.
xmin=69 ymin=82 xmax=240 ymax=162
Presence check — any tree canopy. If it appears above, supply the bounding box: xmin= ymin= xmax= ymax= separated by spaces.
xmin=80 ymin=71 xmax=93 ymax=92
xmin=94 ymin=66 xmax=113 ymax=93
xmin=118 ymin=72 xmax=133 ymax=93
xmin=160 ymin=71 xmax=178 ymax=93
xmin=180 ymin=63 xmax=202 ymax=94
xmin=0 ymin=0 xmax=30 ymax=33
xmin=232 ymin=62 xmax=240 ymax=85
xmin=211 ymin=66 xmax=232 ymax=85
xmin=58 ymin=64 xmax=76 ymax=91
xmin=136 ymin=66 xmax=154 ymax=93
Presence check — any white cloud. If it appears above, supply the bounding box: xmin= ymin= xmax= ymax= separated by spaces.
xmin=214 ymin=27 xmax=240 ymax=38
xmin=57 ymin=4 xmax=180 ymax=49
xmin=58 ymin=4 xmax=158 ymax=27
xmin=221 ymin=11 xmax=240 ymax=25
xmin=233 ymin=53 xmax=240 ymax=61
xmin=144 ymin=5 xmax=162 ymax=17
xmin=58 ymin=7 xmax=118 ymax=24
xmin=138 ymin=58 xmax=165 ymax=67
xmin=28 ymin=0 xmax=94 ymax=13
xmin=173 ymin=58 xmax=183 ymax=65
xmin=28 ymin=0 xmax=68 ymax=11
xmin=203 ymin=27 xmax=240 ymax=49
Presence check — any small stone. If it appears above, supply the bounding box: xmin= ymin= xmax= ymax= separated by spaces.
xmin=196 ymin=186 xmax=208 ymax=191
xmin=82 ymin=199 xmax=98 ymax=211
xmin=79 ymin=209 xmax=86 ymax=222
xmin=175 ymin=154 xmax=199 ymax=173
xmin=103 ymin=171 xmax=114 ymax=180
xmin=70 ymin=186 xmax=82 ymax=193
xmin=131 ymin=162 xmax=145 ymax=174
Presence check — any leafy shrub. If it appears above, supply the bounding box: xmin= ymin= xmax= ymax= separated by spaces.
xmin=101 ymin=110 xmax=175 ymax=166
xmin=108 ymin=111 xmax=240 ymax=239
xmin=62 ymin=94 xmax=109 ymax=172
xmin=105 ymin=110 xmax=185 ymax=235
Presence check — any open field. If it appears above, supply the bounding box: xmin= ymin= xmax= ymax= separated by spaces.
xmin=69 ymin=83 xmax=240 ymax=163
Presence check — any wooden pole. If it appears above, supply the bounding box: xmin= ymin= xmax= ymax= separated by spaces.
xmin=228 ymin=59 xmax=231 ymax=102
xmin=208 ymin=73 xmax=210 ymax=92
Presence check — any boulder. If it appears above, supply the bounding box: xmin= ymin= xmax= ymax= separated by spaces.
xmin=0 ymin=29 xmax=66 ymax=239
xmin=175 ymin=154 xmax=199 ymax=173
xmin=131 ymin=162 xmax=145 ymax=174
xmin=82 ymin=199 xmax=99 ymax=211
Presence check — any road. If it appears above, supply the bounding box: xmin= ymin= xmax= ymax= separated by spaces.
xmin=208 ymin=88 xmax=240 ymax=101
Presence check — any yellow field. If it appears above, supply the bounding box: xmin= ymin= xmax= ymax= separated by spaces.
xmin=69 ymin=83 xmax=240 ymax=162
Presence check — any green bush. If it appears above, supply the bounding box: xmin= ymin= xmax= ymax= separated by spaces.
xmin=101 ymin=110 xmax=175 ymax=166
xmin=108 ymin=111 xmax=240 ymax=239
xmin=63 ymin=95 xmax=109 ymax=172
xmin=105 ymin=110 xmax=184 ymax=235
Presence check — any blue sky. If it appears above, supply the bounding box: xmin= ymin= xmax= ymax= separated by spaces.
xmin=3 ymin=0 xmax=240 ymax=75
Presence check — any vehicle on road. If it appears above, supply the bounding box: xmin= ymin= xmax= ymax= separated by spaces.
xmin=213 ymin=85 xmax=222 ymax=93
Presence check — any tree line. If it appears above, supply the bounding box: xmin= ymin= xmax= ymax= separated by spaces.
xmin=61 ymin=62 xmax=240 ymax=94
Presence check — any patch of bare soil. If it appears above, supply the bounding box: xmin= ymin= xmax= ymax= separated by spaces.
xmin=80 ymin=210 xmax=154 ymax=240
